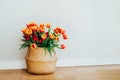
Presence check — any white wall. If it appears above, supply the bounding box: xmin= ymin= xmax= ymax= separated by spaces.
xmin=0 ymin=0 xmax=119 ymax=69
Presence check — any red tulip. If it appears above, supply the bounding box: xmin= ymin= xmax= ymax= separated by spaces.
xmin=46 ymin=32 xmax=49 ymax=36
xmin=30 ymin=43 xmax=37 ymax=49
xmin=63 ymin=34 xmax=68 ymax=40
xmin=61 ymin=44 xmax=66 ymax=49
xmin=39 ymin=39 xmax=43 ymax=43
xmin=24 ymin=35 xmax=30 ymax=40
xmin=33 ymin=36 xmax=38 ymax=41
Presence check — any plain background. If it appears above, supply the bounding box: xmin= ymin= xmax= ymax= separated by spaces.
xmin=0 ymin=0 xmax=120 ymax=69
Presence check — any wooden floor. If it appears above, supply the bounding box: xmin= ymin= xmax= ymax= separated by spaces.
xmin=0 ymin=65 xmax=120 ymax=80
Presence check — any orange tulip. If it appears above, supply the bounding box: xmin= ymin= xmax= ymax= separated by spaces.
xmin=25 ymin=29 xmax=32 ymax=35
xmin=60 ymin=29 xmax=65 ymax=35
xmin=38 ymin=27 xmax=45 ymax=32
xmin=40 ymin=28 xmax=45 ymax=32
xmin=55 ymin=37 xmax=59 ymax=41
xmin=26 ymin=22 xmax=37 ymax=28
xmin=40 ymin=24 xmax=44 ymax=28
xmin=22 ymin=28 xmax=27 ymax=34
xmin=56 ymin=27 xmax=61 ymax=30
xmin=41 ymin=34 xmax=47 ymax=40
xmin=54 ymin=29 xmax=59 ymax=34
xmin=49 ymin=34 xmax=55 ymax=39
xmin=54 ymin=27 xmax=65 ymax=35
xmin=29 ymin=26 xmax=38 ymax=31
xmin=46 ymin=24 xmax=50 ymax=28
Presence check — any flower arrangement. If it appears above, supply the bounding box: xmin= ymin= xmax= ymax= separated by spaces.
xmin=20 ymin=22 xmax=68 ymax=55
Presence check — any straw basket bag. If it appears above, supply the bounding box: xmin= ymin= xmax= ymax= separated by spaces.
xmin=25 ymin=47 xmax=58 ymax=74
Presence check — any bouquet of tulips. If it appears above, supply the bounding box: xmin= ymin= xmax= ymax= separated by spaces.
xmin=20 ymin=22 xmax=68 ymax=55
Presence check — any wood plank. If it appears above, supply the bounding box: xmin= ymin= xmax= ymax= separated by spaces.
xmin=0 ymin=69 xmax=22 ymax=80
xmin=0 ymin=65 xmax=120 ymax=80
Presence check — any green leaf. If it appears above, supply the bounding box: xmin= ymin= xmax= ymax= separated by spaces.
xmin=48 ymin=28 xmax=51 ymax=34
xmin=47 ymin=47 xmax=52 ymax=57
xmin=53 ymin=43 xmax=59 ymax=47
xmin=21 ymin=39 xmax=26 ymax=42
xmin=44 ymin=37 xmax=49 ymax=47
xmin=38 ymin=32 xmax=41 ymax=38
xmin=19 ymin=42 xmax=29 ymax=50
xmin=43 ymin=47 xmax=47 ymax=56
xmin=30 ymin=35 xmax=33 ymax=43
xmin=19 ymin=46 xmax=24 ymax=50
xmin=51 ymin=47 xmax=56 ymax=54
xmin=34 ymin=31 xmax=37 ymax=35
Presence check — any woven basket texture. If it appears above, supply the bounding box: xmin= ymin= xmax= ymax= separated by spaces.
xmin=25 ymin=47 xmax=58 ymax=74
